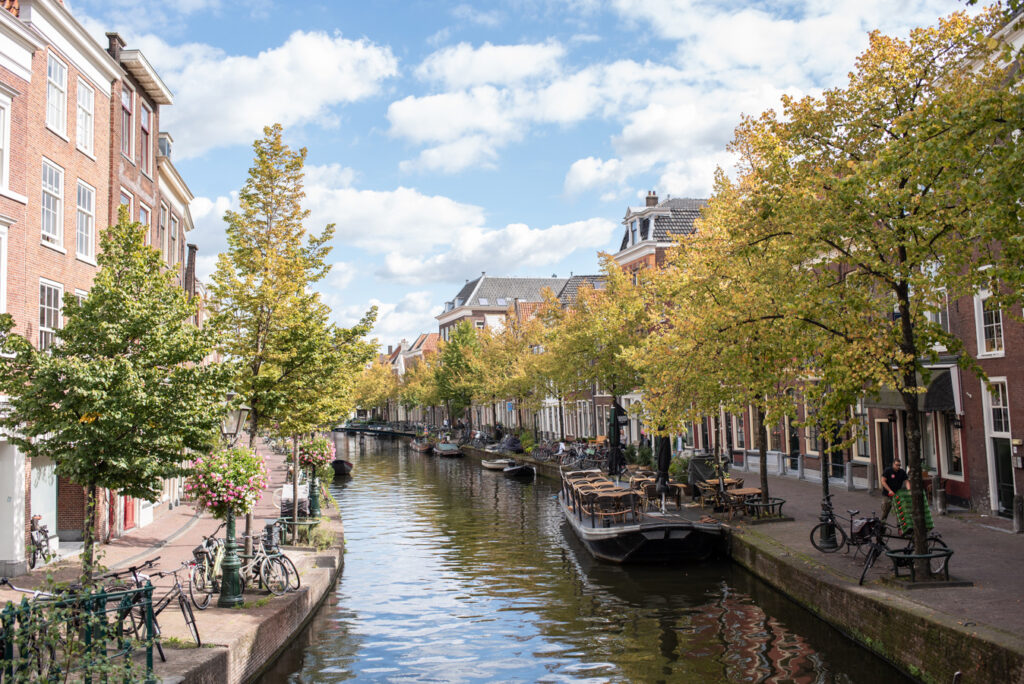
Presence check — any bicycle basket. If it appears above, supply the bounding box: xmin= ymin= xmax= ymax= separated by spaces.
xmin=263 ymin=523 xmax=280 ymax=549
xmin=851 ymin=519 xmax=869 ymax=540
xmin=192 ymin=545 xmax=210 ymax=561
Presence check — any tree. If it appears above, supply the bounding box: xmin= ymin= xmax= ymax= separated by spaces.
xmin=0 ymin=209 xmax=231 ymax=580
xmin=400 ymin=352 xmax=442 ymax=423
xmin=726 ymin=9 xmax=1024 ymax=567
xmin=353 ymin=358 xmax=400 ymax=419
xmin=210 ymin=123 xmax=335 ymax=447
xmin=435 ymin=321 xmax=479 ymax=425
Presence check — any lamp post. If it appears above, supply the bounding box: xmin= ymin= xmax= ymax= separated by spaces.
xmin=217 ymin=399 xmax=250 ymax=609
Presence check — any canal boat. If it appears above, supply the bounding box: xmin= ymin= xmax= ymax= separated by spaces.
xmin=503 ymin=463 xmax=535 ymax=479
xmin=559 ymin=470 xmax=723 ymax=564
xmin=331 ymin=459 xmax=353 ymax=477
xmin=410 ymin=438 xmax=433 ymax=453
xmin=481 ymin=458 xmax=516 ymax=471
xmin=434 ymin=442 xmax=463 ymax=457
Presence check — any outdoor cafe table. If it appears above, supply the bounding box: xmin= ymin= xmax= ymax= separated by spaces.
xmin=705 ymin=478 xmax=741 ymax=490
xmin=730 ymin=487 xmax=762 ymax=497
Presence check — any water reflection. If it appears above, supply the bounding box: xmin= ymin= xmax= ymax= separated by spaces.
xmin=259 ymin=435 xmax=908 ymax=683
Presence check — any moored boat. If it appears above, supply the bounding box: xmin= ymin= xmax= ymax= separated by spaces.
xmin=434 ymin=442 xmax=463 ymax=457
xmin=331 ymin=459 xmax=353 ymax=477
xmin=481 ymin=458 xmax=515 ymax=471
xmin=410 ymin=438 xmax=433 ymax=453
xmin=558 ymin=469 xmax=723 ymax=563
xmin=503 ymin=463 xmax=535 ymax=479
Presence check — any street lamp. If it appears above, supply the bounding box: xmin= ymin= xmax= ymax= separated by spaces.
xmin=217 ymin=396 xmax=250 ymax=609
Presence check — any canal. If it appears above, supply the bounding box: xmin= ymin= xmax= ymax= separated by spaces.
xmin=259 ymin=435 xmax=911 ymax=683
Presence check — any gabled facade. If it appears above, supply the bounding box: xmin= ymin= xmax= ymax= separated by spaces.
xmin=436 ymin=273 xmax=567 ymax=341
xmin=612 ymin=192 xmax=706 ymax=276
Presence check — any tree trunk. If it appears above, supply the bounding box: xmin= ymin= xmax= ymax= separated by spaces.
xmin=81 ymin=484 xmax=98 ymax=587
xmin=292 ymin=436 xmax=301 ymax=534
xmin=558 ymin=396 xmax=566 ymax=441
xmin=757 ymin=407 xmax=769 ymax=504
xmin=897 ymin=282 xmax=929 ymax=577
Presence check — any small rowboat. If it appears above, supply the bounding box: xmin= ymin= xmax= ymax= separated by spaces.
xmin=410 ymin=439 xmax=433 ymax=453
xmin=503 ymin=463 xmax=535 ymax=480
xmin=331 ymin=459 xmax=353 ymax=477
xmin=481 ymin=458 xmax=515 ymax=471
xmin=434 ymin=442 xmax=463 ymax=457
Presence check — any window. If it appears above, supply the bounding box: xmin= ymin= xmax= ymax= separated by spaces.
xmin=734 ymin=414 xmax=745 ymax=449
xmin=0 ymin=93 xmax=9 ymax=191
xmin=630 ymin=219 xmax=638 ymax=245
xmin=39 ymin=280 xmax=62 ymax=351
xmin=159 ymin=203 xmax=168 ymax=259
xmin=76 ymin=181 xmax=94 ymax=260
xmin=74 ymin=289 xmax=87 ymax=306
xmin=807 ymin=422 xmax=821 ymax=454
xmin=981 ymin=296 xmax=1004 ymax=355
xmin=140 ymin=104 xmax=152 ymax=174
xmin=0 ymin=223 xmax=7 ymax=313
xmin=121 ymin=87 xmax=133 ymax=158
xmin=496 ymin=298 xmax=507 ymax=306
xmin=139 ymin=204 xmax=151 ymax=245
xmin=921 ymin=414 xmax=937 ymax=471
xmin=478 ymin=297 xmax=488 ymax=305
xmin=942 ymin=413 xmax=962 ymax=476
xmin=46 ymin=54 xmax=67 ymax=135
xmin=120 ymin=189 xmax=133 ymax=219
xmin=76 ymin=80 xmax=94 ymax=154
xmin=41 ymin=160 xmax=63 ymax=246
xmin=474 ymin=320 xmax=485 ymax=329
xmin=170 ymin=215 xmax=178 ymax=265
xmin=990 ymin=381 xmax=1010 ymax=434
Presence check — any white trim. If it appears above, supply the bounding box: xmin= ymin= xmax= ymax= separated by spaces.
xmin=45 ymin=51 xmax=67 ymax=137
xmin=75 ymin=178 xmax=95 ymax=261
xmin=0 ymin=92 xmax=9 ymax=194
xmin=0 ymin=224 xmax=7 ymax=314
xmin=980 ymin=377 xmax=1012 ymax=513
xmin=939 ymin=412 xmax=965 ymax=483
xmin=120 ymin=84 xmax=134 ymax=162
xmin=119 ymin=187 xmax=134 ymax=219
xmin=974 ymin=290 xmax=1005 ymax=358
xmin=0 ymin=189 xmax=27 ymax=204
xmin=40 ymin=157 xmax=63 ymax=248
xmin=75 ymin=77 xmax=94 ymax=156
xmin=38 ymin=277 xmax=63 ymax=351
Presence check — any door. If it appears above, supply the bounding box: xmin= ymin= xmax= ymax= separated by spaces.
xmin=788 ymin=420 xmax=800 ymax=470
xmin=994 ymin=437 xmax=1014 ymax=516
xmin=123 ymin=496 xmax=135 ymax=530
xmin=876 ymin=421 xmax=895 ymax=471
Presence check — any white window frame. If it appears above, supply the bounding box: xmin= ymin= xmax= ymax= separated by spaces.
xmin=733 ymin=413 xmax=745 ymax=450
xmin=0 ymin=222 xmax=8 ymax=314
xmin=46 ymin=53 xmax=67 ymax=137
xmin=981 ymin=377 xmax=1012 ymax=509
xmin=159 ymin=202 xmax=168 ymax=259
xmin=119 ymin=188 xmax=133 ymax=221
xmin=974 ymin=290 xmax=1005 ymax=358
xmin=925 ymin=289 xmax=949 ymax=352
xmin=76 ymin=79 xmax=94 ymax=156
xmin=139 ymin=204 xmax=151 ymax=245
xmin=139 ymin=103 xmax=152 ymax=175
xmin=0 ymin=91 xmax=10 ymax=194
xmin=75 ymin=180 xmax=95 ymax=262
xmin=74 ymin=288 xmax=87 ymax=306
xmin=39 ymin=279 xmax=63 ymax=351
xmin=940 ymin=412 xmax=964 ymax=482
xmin=170 ymin=215 xmax=178 ymax=265
xmin=41 ymin=159 xmax=64 ymax=249
xmin=120 ymin=86 xmax=134 ymax=161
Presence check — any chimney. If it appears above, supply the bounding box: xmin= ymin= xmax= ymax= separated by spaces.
xmin=185 ymin=244 xmax=198 ymax=298
xmin=646 ymin=190 xmax=658 ymax=207
xmin=106 ymin=32 xmax=126 ymax=61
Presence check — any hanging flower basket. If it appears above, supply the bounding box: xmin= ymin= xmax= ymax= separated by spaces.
xmin=299 ymin=436 xmax=335 ymax=477
xmin=185 ymin=446 xmax=268 ymax=519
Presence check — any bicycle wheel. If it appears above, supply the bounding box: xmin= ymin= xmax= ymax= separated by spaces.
xmin=926 ymin=537 xmax=950 ymax=576
xmin=190 ymin=561 xmax=213 ymax=610
xmin=260 ymin=557 xmax=289 ymax=596
xmin=178 ymin=594 xmax=201 ymax=647
xmin=859 ymin=545 xmax=882 ymax=585
xmin=279 ymin=554 xmax=301 ymax=592
xmin=809 ymin=522 xmax=848 ymax=553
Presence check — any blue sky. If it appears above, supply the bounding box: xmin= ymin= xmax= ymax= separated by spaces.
xmin=69 ymin=0 xmax=967 ymax=347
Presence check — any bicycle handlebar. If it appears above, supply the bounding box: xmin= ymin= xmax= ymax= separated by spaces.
xmin=98 ymin=556 xmax=161 ymax=579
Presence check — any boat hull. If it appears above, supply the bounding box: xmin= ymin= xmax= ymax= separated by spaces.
xmin=503 ymin=464 xmax=535 ymax=479
xmin=481 ymin=458 xmax=515 ymax=470
xmin=410 ymin=442 xmax=433 ymax=453
xmin=434 ymin=444 xmax=463 ymax=457
xmin=558 ymin=492 xmax=722 ymax=564
xmin=331 ymin=459 xmax=353 ymax=477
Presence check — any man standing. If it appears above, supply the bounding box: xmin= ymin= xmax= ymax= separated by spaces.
xmin=881 ymin=459 xmax=908 ymax=520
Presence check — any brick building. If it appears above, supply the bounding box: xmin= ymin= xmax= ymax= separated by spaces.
xmin=0 ymin=0 xmax=202 ymax=574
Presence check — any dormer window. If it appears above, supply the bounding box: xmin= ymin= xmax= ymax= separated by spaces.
xmin=630 ymin=219 xmax=639 ymax=245
xmin=455 ymin=298 xmax=464 ymax=307
xmin=479 ymin=298 xmax=488 ymax=305
xmin=497 ymin=298 xmax=507 ymax=306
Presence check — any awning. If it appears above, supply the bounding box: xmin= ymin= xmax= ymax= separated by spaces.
xmin=923 ymin=371 xmax=955 ymax=412
xmin=863 ymin=367 xmax=962 ymax=413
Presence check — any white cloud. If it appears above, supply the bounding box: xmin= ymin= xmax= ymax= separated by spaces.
xmin=327 ymin=262 xmax=357 ymax=291
xmin=376 ymin=218 xmax=617 ymax=285
xmin=327 ymin=292 xmax=443 ymax=346
xmin=128 ymin=31 xmax=397 ymax=159
xmin=415 ymin=41 xmax=565 ymax=89
xmin=451 ymin=4 xmax=502 ymax=27
xmin=564 ymin=157 xmax=625 ymax=195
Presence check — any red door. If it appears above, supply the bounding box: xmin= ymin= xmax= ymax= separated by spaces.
xmin=123 ymin=496 xmax=135 ymax=530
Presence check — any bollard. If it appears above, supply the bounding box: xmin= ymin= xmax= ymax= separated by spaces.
xmin=1014 ymin=495 xmax=1024 ymax=534
xmin=845 ymin=461 xmax=855 ymax=490
xmin=866 ymin=461 xmax=876 ymax=493
xmin=797 ymin=453 xmax=805 ymax=480
xmin=932 ymin=474 xmax=946 ymax=515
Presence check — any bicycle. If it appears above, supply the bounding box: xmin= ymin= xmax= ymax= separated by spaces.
xmin=190 ymin=522 xmax=227 ymax=610
xmin=809 ymin=494 xmax=879 ymax=557
xmin=28 ymin=514 xmax=52 ymax=570
xmin=263 ymin=520 xmax=301 ymax=593
xmin=148 ymin=562 xmax=201 ymax=648
xmin=239 ymin=530 xmax=290 ymax=596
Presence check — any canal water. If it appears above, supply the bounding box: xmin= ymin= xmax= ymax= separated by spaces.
xmin=259 ymin=435 xmax=910 ymax=683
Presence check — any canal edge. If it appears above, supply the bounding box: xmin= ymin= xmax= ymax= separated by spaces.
xmin=727 ymin=527 xmax=1024 ymax=684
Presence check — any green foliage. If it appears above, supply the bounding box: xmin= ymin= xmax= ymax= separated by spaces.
xmin=637 ymin=444 xmax=653 ymax=468
xmin=518 ymin=429 xmax=536 ymax=453
xmin=186 ymin=446 xmax=269 ymax=519
xmin=668 ymin=457 xmax=690 ymax=483
xmin=308 ymin=518 xmax=334 ymax=551
xmin=435 ymin=321 xmax=479 ymax=419
xmin=623 ymin=444 xmax=637 ymax=464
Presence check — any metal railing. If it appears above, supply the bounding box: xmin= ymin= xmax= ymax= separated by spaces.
xmin=1 ymin=583 xmax=156 ymax=683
